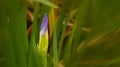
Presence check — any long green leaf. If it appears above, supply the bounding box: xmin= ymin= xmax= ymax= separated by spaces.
xmin=30 ymin=0 xmax=58 ymax=8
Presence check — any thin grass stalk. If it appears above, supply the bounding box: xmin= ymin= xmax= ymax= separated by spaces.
xmin=57 ymin=6 xmax=66 ymax=60
xmin=52 ymin=28 xmax=58 ymax=67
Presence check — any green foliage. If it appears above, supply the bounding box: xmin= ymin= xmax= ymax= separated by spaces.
xmin=1 ymin=0 xmax=120 ymax=67
xmin=30 ymin=0 xmax=58 ymax=8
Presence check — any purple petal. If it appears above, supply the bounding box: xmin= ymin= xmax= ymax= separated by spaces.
xmin=40 ymin=13 xmax=48 ymax=36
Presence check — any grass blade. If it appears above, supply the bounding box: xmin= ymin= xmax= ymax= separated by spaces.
xmin=30 ymin=0 xmax=58 ymax=8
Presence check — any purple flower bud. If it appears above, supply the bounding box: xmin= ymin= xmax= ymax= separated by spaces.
xmin=40 ymin=13 xmax=48 ymax=36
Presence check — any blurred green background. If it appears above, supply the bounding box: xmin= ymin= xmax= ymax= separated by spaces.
xmin=0 ymin=0 xmax=120 ymax=67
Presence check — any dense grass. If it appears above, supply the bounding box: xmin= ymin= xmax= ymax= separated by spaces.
xmin=0 ymin=0 xmax=120 ymax=67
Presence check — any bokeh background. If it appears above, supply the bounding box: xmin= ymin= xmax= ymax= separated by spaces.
xmin=0 ymin=0 xmax=120 ymax=67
